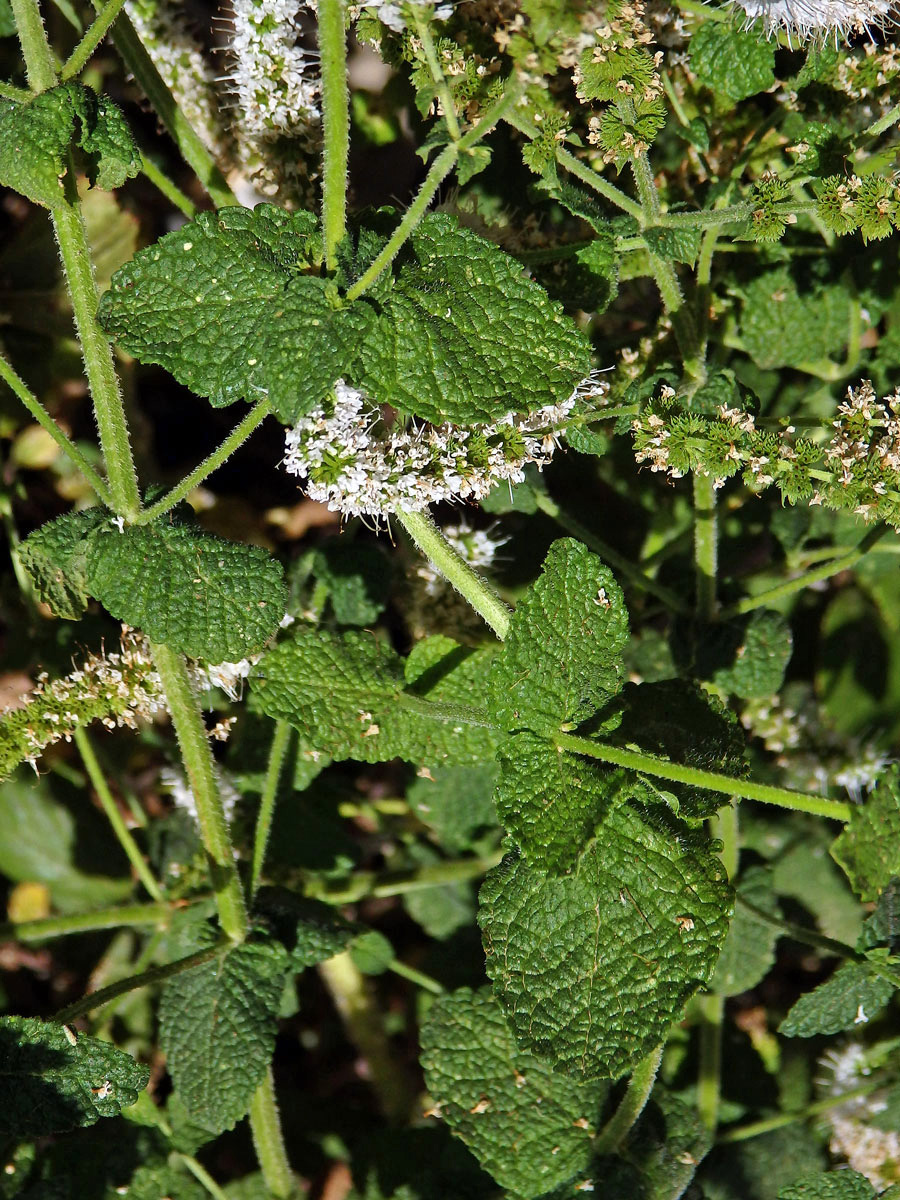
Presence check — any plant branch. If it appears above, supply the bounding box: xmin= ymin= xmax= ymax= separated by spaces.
xmin=151 ymin=643 xmax=248 ymax=942
xmin=0 ymin=79 xmax=32 ymax=101
xmin=10 ymin=0 xmax=57 ymax=91
xmin=249 ymin=1069 xmax=295 ymax=1199
xmin=60 ymin=0 xmax=127 ymax=81
xmin=693 ymin=472 xmax=718 ymax=621
xmin=721 ymin=523 xmax=890 ymax=619
xmin=306 ymin=850 xmax=504 ymax=905
xmin=593 ymin=1045 xmax=664 ymax=1154
xmin=0 ymin=901 xmax=174 ymax=943
xmin=388 ymin=958 xmax=444 ymax=995
xmin=53 ymin=941 xmax=227 ymax=1023
xmin=346 ymin=77 xmax=523 ymax=302
xmin=717 ymin=1081 xmax=883 ymax=1144
xmin=319 ymin=0 xmax=349 ymax=270
xmin=697 ymin=805 xmax=737 ymax=1132
xmin=140 ymin=152 xmax=197 ymax=219
xmin=250 ymin=719 xmax=292 ymax=901
xmin=552 ymin=730 xmax=852 ymax=821
xmin=412 ymin=9 xmax=460 ymax=141
xmin=396 ymin=509 xmax=511 ymax=638
xmin=73 ymin=726 xmax=163 ymax=901
xmin=136 ymin=400 xmax=270 ymax=525
xmin=177 ymin=1155 xmax=231 ymax=1200
xmin=0 ymin=353 xmax=113 ymax=505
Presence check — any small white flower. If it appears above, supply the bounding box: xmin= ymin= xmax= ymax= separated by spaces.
xmin=728 ymin=0 xmax=895 ymax=42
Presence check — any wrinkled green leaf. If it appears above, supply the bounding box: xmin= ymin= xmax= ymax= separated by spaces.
xmin=84 ymin=519 xmax=286 ymax=662
xmin=778 ymin=1171 xmax=876 ymax=1199
xmin=832 ymin=767 xmax=900 ymax=902
xmin=0 ymin=1017 xmax=148 ymax=1136
xmin=688 ymin=24 xmax=776 ymax=103
xmin=19 ymin=508 xmax=106 ymax=620
xmin=406 ymin=763 xmax=498 ymax=854
xmin=778 ymin=961 xmax=894 ymax=1036
xmin=710 ymin=611 xmax=793 ymax=700
xmin=711 ymin=866 xmax=781 ymax=996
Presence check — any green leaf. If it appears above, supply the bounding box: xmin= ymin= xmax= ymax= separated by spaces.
xmin=774 ymin=836 xmax=862 ymax=945
xmin=643 ymin=224 xmax=703 ymax=267
xmin=688 ymin=24 xmax=776 ymax=103
xmin=778 ymin=1171 xmax=876 ymax=1199
xmin=0 ymin=1017 xmax=148 ymax=1136
xmin=739 ymin=268 xmax=851 ymax=370
xmin=493 ymin=730 xmax=621 ymax=872
xmin=420 ymin=986 xmax=610 ymax=1198
xmin=778 ymin=961 xmax=894 ymax=1037
xmin=355 ymin=214 xmax=590 ymax=424
xmin=18 ymin=508 xmax=106 ymax=620
xmin=832 ymin=766 xmax=900 ymax=901
xmin=406 ymin=763 xmax=498 ymax=854
xmin=350 ymin=929 xmax=394 ymax=974
xmin=614 ymin=1089 xmax=711 ymax=1199
xmin=479 ymin=805 xmax=732 ymax=1079
xmin=253 ymin=888 xmax=357 ymax=970
xmin=0 ymin=0 xmax=15 ymax=35
xmin=488 ymin=539 xmax=629 ymax=732
xmin=710 ymin=611 xmax=794 ymax=700
xmin=0 ymin=83 xmax=139 ymax=208
xmin=710 ymin=866 xmax=781 ymax=996
xmin=313 ymin=540 xmax=392 ymax=626
xmin=252 ymin=629 xmax=497 ymax=767
xmin=122 ymin=1165 xmax=208 ymax=1200
xmin=159 ymin=935 xmax=289 ymax=1133
xmin=84 ymin=519 xmax=286 ymax=661
xmin=98 ymin=205 xmax=373 ymax=422
xmin=404 ymin=865 xmax=475 ymax=939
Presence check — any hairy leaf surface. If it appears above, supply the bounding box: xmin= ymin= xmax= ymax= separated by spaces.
xmin=19 ymin=509 xmax=106 ymax=620
xmin=778 ymin=1171 xmax=876 ymax=1199
xmin=831 ymin=766 xmax=900 ymax=901
xmin=420 ymin=986 xmax=609 ymax=1198
xmin=85 ymin=520 xmax=286 ymax=661
xmin=479 ymin=806 xmax=732 ymax=1079
xmin=778 ymin=961 xmax=894 ymax=1036
xmin=0 ymin=1016 xmax=148 ymax=1135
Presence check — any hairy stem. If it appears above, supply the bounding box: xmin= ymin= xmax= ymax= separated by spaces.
xmin=136 ymin=400 xmax=270 ymax=525
xmin=151 ymin=643 xmax=248 ymax=942
xmin=593 ymin=1045 xmax=663 ymax=1154
xmin=307 ymin=851 xmax=505 ymax=904
xmin=60 ymin=0 xmax=127 ymax=81
xmin=717 ymin=1081 xmax=883 ymax=1144
xmin=693 ymin=472 xmax=718 ymax=621
xmin=319 ymin=951 xmax=414 ymax=1123
xmin=250 ymin=719 xmax=292 ymax=900
xmin=388 ymin=958 xmax=444 ymax=995
xmin=140 ymin=152 xmax=198 ymax=219
xmin=412 ymin=9 xmax=460 ymax=141
xmin=0 ymin=901 xmax=174 ymax=942
xmin=319 ymin=0 xmax=349 ymax=270
xmin=73 ymin=726 xmax=163 ymax=901
xmin=10 ymin=0 xmax=57 ymax=91
xmin=346 ymin=78 xmax=522 ymax=302
xmin=0 ymin=353 xmax=113 ymax=505
xmin=54 ymin=941 xmax=227 ymax=1023
xmin=177 ymin=1155 xmax=231 ymax=1200
xmin=249 ymin=1069 xmax=295 ymax=1199
xmin=552 ymin=730 xmax=852 ymax=821
xmin=396 ymin=509 xmax=511 ymax=638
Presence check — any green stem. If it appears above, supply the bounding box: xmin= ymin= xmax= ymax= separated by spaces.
xmin=629 ymin=145 xmax=660 ymax=225
xmin=307 ymin=851 xmax=504 ymax=905
xmin=346 ymin=78 xmax=523 ymax=302
xmin=52 ymin=189 xmax=142 ymax=518
xmin=60 ymin=0 xmax=127 ymax=81
xmin=412 ymin=9 xmax=460 ymax=141
xmin=388 ymin=958 xmax=444 ymax=995
xmin=177 ymin=1155 xmax=231 ymax=1200
xmin=319 ymin=951 xmax=414 ymax=1123
xmin=140 ymin=152 xmax=197 ymax=219
xmin=735 ymin=895 xmax=861 ymax=961
xmin=717 ymin=1081 xmax=883 ymax=1144
xmin=552 ymin=730 xmax=852 ymax=821
xmin=697 ymin=804 xmax=737 ymax=1132
xmin=593 ymin=1045 xmax=663 ymax=1154
xmin=10 ymin=0 xmax=57 ymax=90
xmin=54 ymin=941 xmax=227 ymax=1023
xmin=136 ymin=400 xmax=270 ymax=525
xmin=0 ymin=353 xmax=113 ymax=505
xmin=73 ymin=726 xmax=163 ymax=901
xmin=0 ymin=80 xmax=32 ymax=101
xmin=693 ymin=472 xmax=718 ymax=621
xmin=533 ymin=491 xmax=691 ymax=616
xmin=151 ymin=643 xmax=248 ymax=942
xmin=861 ymin=103 xmax=900 ymax=139
xmin=0 ymin=901 xmax=173 ymax=942
xmin=97 ymin=2 xmax=236 ymax=209
xmin=249 ymin=1069 xmax=295 ymax=1200
xmin=396 ymin=509 xmax=511 ymax=638
xmin=721 ymin=524 xmax=890 ymax=619
xmin=250 ymin=719 xmax=292 ymax=901
xmin=319 ymin=0 xmax=349 ymax=270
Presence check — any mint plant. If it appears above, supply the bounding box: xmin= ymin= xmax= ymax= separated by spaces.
xmin=3 ymin=0 xmax=900 ymax=1195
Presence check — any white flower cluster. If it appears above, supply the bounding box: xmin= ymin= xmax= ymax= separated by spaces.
xmin=415 ymin=521 xmax=506 ymax=598
xmin=227 ymin=0 xmax=321 ymax=202
xmin=356 ymin=0 xmax=453 ymax=33
xmin=125 ymin=0 xmax=227 ymax=159
xmin=282 ymin=377 xmax=600 ymax=519
xmin=730 ymin=0 xmax=894 ymax=41
xmin=818 ymin=1043 xmax=900 ymax=1189
xmin=159 ymin=765 xmax=240 ymax=829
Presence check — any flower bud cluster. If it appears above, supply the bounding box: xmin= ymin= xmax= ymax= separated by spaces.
xmin=815 ymin=174 xmax=900 ymax=243
xmin=282 ymin=378 xmax=599 ymax=518
xmin=631 ymin=381 xmax=900 ymax=529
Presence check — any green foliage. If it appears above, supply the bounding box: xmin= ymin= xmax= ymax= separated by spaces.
xmin=480 ymin=803 xmax=731 ymax=1079
xmin=420 ymin=986 xmax=609 ymax=1197
xmin=711 ymin=866 xmax=781 ymax=996
xmin=709 ymin=611 xmax=793 ymax=700
xmin=778 ymin=1172 xmax=876 ymax=1199
xmin=0 ymin=83 xmax=139 ymax=209
xmin=18 ymin=508 xmax=106 ymax=619
xmin=688 ymin=23 xmax=776 ymax=103
xmin=832 ymin=767 xmax=900 ymax=901
xmin=778 ymin=961 xmax=895 ymax=1036
xmin=739 ymin=268 xmax=851 ymax=370
xmin=158 ymin=933 xmax=289 ymax=1133
xmin=0 ymin=1017 xmax=148 ymax=1135
xmin=312 ymin=541 xmax=392 ymax=626
xmin=84 ymin=519 xmax=287 ymax=661
xmin=406 ymin=763 xmax=498 ymax=853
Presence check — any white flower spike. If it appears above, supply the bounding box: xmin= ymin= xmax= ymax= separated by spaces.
xmin=729 ymin=0 xmax=895 ymax=43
